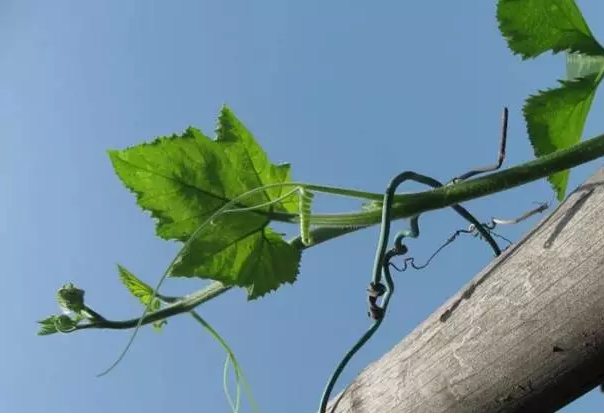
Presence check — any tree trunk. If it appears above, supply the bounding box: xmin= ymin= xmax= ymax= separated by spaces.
xmin=329 ymin=166 xmax=604 ymax=412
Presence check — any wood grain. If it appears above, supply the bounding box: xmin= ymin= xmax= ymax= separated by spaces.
xmin=330 ymin=166 xmax=604 ymax=412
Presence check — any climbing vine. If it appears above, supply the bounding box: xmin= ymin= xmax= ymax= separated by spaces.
xmin=38 ymin=0 xmax=604 ymax=412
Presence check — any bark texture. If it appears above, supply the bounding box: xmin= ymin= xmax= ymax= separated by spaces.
xmin=329 ymin=166 xmax=604 ymax=412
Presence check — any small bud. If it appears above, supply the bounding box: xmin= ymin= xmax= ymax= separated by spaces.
xmin=54 ymin=314 xmax=78 ymax=333
xmin=57 ymin=283 xmax=85 ymax=314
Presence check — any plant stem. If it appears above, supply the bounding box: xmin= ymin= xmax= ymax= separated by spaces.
xmin=295 ymin=130 xmax=604 ymax=228
xmin=76 ymin=130 xmax=604 ymax=331
xmin=74 ymin=282 xmax=230 ymax=330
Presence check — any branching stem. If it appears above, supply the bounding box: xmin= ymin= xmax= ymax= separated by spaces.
xmin=78 ymin=130 xmax=604 ymax=332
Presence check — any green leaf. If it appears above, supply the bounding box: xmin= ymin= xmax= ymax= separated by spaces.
xmin=117 ymin=264 xmax=166 ymax=331
xmin=37 ymin=316 xmax=59 ymax=336
xmin=497 ymin=1 xmax=604 ymax=199
xmin=523 ymin=70 xmax=604 ymax=200
xmin=497 ymin=0 xmax=604 ymax=59
xmin=173 ymin=227 xmax=301 ymax=299
xmin=216 ymin=107 xmax=299 ymax=214
xmin=109 ymin=106 xmax=302 ymax=299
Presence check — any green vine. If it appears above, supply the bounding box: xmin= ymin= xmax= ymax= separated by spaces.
xmin=38 ymin=0 xmax=604 ymax=412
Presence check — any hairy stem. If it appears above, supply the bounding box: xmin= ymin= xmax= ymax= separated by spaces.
xmin=74 ymin=282 xmax=230 ymax=330
xmin=301 ymin=130 xmax=604 ymax=229
xmin=77 ymin=130 xmax=604 ymax=331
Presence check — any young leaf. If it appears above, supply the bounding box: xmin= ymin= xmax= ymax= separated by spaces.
xmin=109 ymin=106 xmax=301 ymax=299
xmin=37 ymin=316 xmax=59 ymax=336
xmin=117 ymin=264 xmax=166 ymax=331
xmin=523 ymin=70 xmax=604 ymax=200
xmin=497 ymin=0 xmax=604 ymax=59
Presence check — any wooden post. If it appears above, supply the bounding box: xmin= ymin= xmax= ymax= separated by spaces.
xmin=329 ymin=166 xmax=604 ymax=412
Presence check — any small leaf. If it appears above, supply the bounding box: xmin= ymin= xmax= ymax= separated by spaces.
xmin=497 ymin=0 xmax=604 ymax=59
xmin=109 ymin=106 xmax=302 ymax=299
xmin=117 ymin=264 xmax=166 ymax=331
xmin=523 ymin=70 xmax=604 ymax=200
xmin=37 ymin=316 xmax=59 ymax=336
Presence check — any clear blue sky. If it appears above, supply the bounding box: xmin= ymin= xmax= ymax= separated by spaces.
xmin=2 ymin=0 xmax=604 ymax=412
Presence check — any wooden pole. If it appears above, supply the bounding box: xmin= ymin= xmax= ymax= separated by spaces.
xmin=329 ymin=166 xmax=604 ymax=412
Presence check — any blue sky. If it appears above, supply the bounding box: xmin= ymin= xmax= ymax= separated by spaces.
xmin=2 ymin=0 xmax=604 ymax=412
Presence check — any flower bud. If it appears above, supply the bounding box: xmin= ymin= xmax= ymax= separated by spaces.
xmin=57 ymin=283 xmax=85 ymax=314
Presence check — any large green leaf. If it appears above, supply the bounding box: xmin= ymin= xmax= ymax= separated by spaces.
xmin=497 ymin=0 xmax=604 ymax=59
xmin=523 ymin=71 xmax=603 ymax=200
xmin=172 ymin=226 xmax=301 ymax=299
xmin=109 ymin=106 xmax=301 ymax=299
xmin=117 ymin=264 xmax=166 ymax=331
xmin=215 ymin=107 xmax=298 ymax=212
xmin=498 ymin=0 xmax=604 ymax=200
